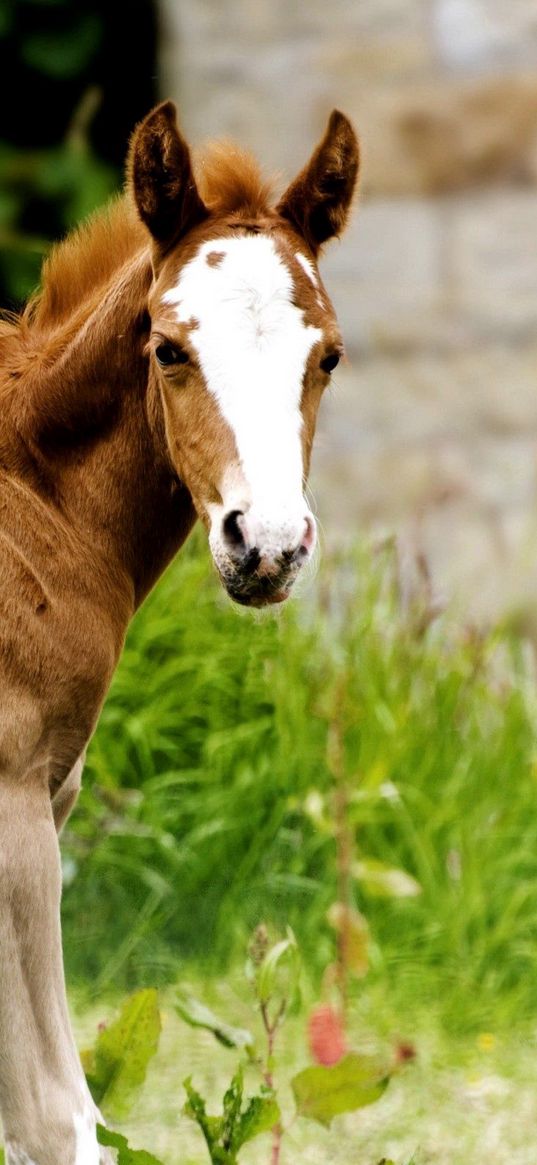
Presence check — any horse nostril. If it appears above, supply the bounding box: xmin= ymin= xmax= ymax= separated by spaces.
xmin=222 ymin=509 xmax=247 ymax=552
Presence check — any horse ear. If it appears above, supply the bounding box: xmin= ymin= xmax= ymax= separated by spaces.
xmin=128 ymin=101 xmax=208 ymax=251
xmin=276 ymin=111 xmax=359 ymax=254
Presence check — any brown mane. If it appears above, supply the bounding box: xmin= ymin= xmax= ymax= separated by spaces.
xmin=194 ymin=141 xmax=275 ymax=217
xmin=28 ymin=196 xmax=147 ymax=331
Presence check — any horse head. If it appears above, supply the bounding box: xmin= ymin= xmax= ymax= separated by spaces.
xmin=128 ymin=101 xmax=359 ymax=607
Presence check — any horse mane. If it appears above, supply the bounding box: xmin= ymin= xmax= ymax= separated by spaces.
xmin=28 ymin=197 xmax=147 ymax=331
xmin=194 ymin=141 xmax=275 ymax=218
xmin=1 ymin=141 xmax=275 ymax=347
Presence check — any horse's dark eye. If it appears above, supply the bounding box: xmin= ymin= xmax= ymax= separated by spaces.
xmin=155 ymin=343 xmax=188 ymax=367
xmin=320 ymin=352 xmax=340 ymax=375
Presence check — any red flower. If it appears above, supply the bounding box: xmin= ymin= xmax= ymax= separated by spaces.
xmin=307 ymin=1004 xmax=346 ymax=1066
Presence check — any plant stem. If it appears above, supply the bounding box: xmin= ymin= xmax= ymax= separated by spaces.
xmin=328 ymin=676 xmax=353 ymax=1021
xmin=260 ymin=1002 xmax=283 ymax=1165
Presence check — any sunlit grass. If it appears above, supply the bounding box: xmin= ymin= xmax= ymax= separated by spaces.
xmin=62 ymin=531 xmax=537 ymax=1034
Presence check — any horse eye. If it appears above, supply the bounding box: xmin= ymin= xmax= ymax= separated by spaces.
xmin=320 ymin=351 xmax=340 ymax=375
xmin=155 ymin=342 xmax=189 ymax=367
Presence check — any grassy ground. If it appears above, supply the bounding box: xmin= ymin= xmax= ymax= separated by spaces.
xmin=56 ymin=532 xmax=537 ymax=1161
xmin=61 ymin=533 xmax=537 ymax=1032
xmin=71 ymin=977 xmax=537 ymax=1165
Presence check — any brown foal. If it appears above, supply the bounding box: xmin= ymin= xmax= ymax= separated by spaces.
xmin=0 ymin=101 xmax=359 ymax=1163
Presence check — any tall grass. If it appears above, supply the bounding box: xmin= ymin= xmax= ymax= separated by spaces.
xmin=62 ymin=531 xmax=537 ymax=1030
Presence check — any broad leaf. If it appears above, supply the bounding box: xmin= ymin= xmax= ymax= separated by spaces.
xmin=97 ymin=1124 xmax=164 ymax=1164
xmin=292 ymin=1052 xmax=389 ymax=1127
xmin=175 ymin=994 xmax=254 ymax=1052
xmin=82 ymin=989 xmax=161 ymax=1119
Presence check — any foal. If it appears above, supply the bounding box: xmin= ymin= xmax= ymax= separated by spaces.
xmin=0 ymin=102 xmax=359 ymax=1163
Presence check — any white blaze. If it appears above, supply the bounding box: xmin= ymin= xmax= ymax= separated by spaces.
xmin=162 ymin=235 xmax=321 ymax=555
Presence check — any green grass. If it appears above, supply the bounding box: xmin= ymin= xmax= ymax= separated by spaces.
xmin=61 ymin=531 xmax=537 ymax=1033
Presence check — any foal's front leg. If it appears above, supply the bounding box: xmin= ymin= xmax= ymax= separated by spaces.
xmin=0 ymin=777 xmax=109 ymax=1165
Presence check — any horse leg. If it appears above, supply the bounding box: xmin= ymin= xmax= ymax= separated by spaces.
xmin=0 ymin=776 xmax=111 ymax=1165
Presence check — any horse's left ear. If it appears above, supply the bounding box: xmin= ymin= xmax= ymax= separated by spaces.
xmin=127 ymin=101 xmax=208 ymax=252
xmin=276 ymin=111 xmax=359 ymax=254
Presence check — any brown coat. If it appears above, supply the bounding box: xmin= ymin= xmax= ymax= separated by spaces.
xmin=0 ymin=102 xmax=358 ymax=1164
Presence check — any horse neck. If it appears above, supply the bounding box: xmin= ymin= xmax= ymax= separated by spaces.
xmin=6 ymin=253 xmax=196 ymax=610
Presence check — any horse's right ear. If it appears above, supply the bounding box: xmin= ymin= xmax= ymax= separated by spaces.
xmin=276 ymin=111 xmax=359 ymax=255
xmin=127 ymin=101 xmax=208 ymax=252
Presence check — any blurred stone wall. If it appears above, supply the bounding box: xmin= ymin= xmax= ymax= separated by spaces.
xmin=160 ymin=0 xmax=537 ymax=620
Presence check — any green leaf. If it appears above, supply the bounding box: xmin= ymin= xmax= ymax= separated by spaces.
xmin=352 ymin=857 xmax=421 ymax=899
xmin=291 ymin=1052 xmax=389 ymax=1127
xmin=184 ymin=1070 xmax=280 ymax=1164
xmin=184 ymin=1077 xmax=229 ymax=1164
xmin=232 ymin=1091 xmax=280 ymax=1149
xmin=175 ymin=994 xmax=254 ymax=1052
xmin=222 ymin=1066 xmax=244 ymax=1146
xmin=97 ymin=1124 xmax=164 ymax=1164
xmin=83 ymin=989 xmax=161 ymax=1119
xmin=256 ymin=928 xmax=300 ymax=1007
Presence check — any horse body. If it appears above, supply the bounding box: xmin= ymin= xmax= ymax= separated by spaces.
xmin=0 ymin=103 xmax=359 ymax=1162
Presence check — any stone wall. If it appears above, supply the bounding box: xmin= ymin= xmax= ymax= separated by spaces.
xmin=160 ymin=0 xmax=537 ymax=353
xmin=159 ymin=1 xmax=537 ymax=619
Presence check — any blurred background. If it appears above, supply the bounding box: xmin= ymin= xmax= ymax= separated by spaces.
xmin=4 ymin=8 xmax=537 ymax=1158
xmin=3 ymin=1 xmax=537 ymax=620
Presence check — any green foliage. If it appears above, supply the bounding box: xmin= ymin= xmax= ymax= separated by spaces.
xmin=175 ymin=995 xmax=254 ymax=1053
xmin=291 ymin=1053 xmax=388 ymax=1127
xmin=97 ymin=1125 xmax=164 ymax=1165
xmin=21 ymin=14 xmax=101 ymax=78
xmin=61 ymin=535 xmax=537 ymax=1030
xmin=82 ymin=989 xmax=160 ymax=1119
xmin=0 ymin=1 xmax=121 ymax=304
xmin=175 ymin=928 xmax=394 ymax=1163
xmin=183 ymin=1069 xmax=279 ymax=1165
xmin=255 ymin=928 xmax=300 ymax=1012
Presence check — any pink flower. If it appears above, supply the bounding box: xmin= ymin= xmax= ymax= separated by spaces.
xmin=307 ymin=1004 xmax=346 ymax=1066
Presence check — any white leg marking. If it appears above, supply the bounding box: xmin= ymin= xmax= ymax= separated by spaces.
xmin=73 ymin=1104 xmax=100 ymax=1165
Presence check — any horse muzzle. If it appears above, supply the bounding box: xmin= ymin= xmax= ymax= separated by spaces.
xmin=209 ymin=507 xmax=316 ymax=608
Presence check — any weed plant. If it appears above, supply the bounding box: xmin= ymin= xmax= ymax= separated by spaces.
xmin=61 ymin=532 xmax=537 ymax=1031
